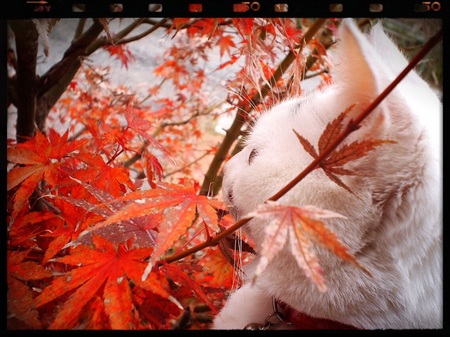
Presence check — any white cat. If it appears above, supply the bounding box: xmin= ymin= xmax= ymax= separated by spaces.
xmin=213 ymin=19 xmax=442 ymax=330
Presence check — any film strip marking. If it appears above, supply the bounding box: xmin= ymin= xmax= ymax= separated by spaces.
xmin=5 ymin=1 xmax=445 ymax=18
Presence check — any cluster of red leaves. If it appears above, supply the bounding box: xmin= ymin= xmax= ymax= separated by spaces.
xmin=7 ymin=18 xmax=337 ymax=330
xmin=103 ymin=44 xmax=136 ymax=69
xmin=6 ymin=121 xmax=238 ymax=329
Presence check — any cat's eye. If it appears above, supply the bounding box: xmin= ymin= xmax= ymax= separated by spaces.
xmin=248 ymin=148 xmax=258 ymax=165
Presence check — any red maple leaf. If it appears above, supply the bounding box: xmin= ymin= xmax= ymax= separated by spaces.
xmin=8 ymin=211 xmax=55 ymax=247
xmin=232 ymin=18 xmax=254 ymax=37
xmin=7 ymin=129 xmax=87 ymax=218
xmin=125 ymin=107 xmax=173 ymax=160
xmin=145 ymin=152 xmax=164 ymax=188
xmin=163 ymin=263 xmax=218 ymax=314
xmin=75 ymin=152 xmax=135 ymax=197
xmin=74 ymin=180 xmax=226 ymax=280
xmin=170 ymin=18 xmax=191 ymax=34
xmin=60 ymin=177 xmax=159 ymax=249
xmin=103 ymin=44 xmax=135 ymax=69
xmin=217 ymin=35 xmax=236 ymax=57
xmin=294 ymin=104 xmax=396 ymax=196
xmin=7 ymin=249 xmax=53 ymax=328
xmin=196 ymin=246 xmax=237 ymax=289
xmin=33 ymin=236 xmax=175 ymax=329
xmin=38 ymin=199 xmax=104 ymax=263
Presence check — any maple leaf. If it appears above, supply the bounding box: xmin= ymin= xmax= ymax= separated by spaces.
xmin=133 ymin=290 xmax=180 ymax=329
xmin=60 ymin=177 xmax=158 ymax=249
xmin=8 ymin=211 xmax=55 ymax=246
xmin=215 ymin=55 xmax=239 ymax=71
xmin=125 ymin=108 xmax=173 ymax=160
xmin=103 ymin=44 xmax=135 ymax=69
xmin=39 ymin=199 xmax=105 ymax=263
xmin=7 ymin=249 xmax=53 ymax=328
xmin=145 ymin=151 xmax=164 ymax=188
xmin=80 ymin=296 xmax=109 ymax=329
xmin=293 ymin=104 xmax=396 ymax=196
xmin=197 ymin=246 xmax=237 ymax=289
xmin=75 ymin=152 xmax=135 ymax=197
xmin=185 ymin=18 xmax=220 ymax=38
xmin=34 ymin=236 xmax=175 ymax=329
xmin=171 ymin=18 xmax=191 ymax=35
xmin=74 ymin=180 xmax=226 ymax=280
xmin=163 ymin=263 xmax=218 ymax=314
xmin=246 ymin=201 xmax=368 ymax=292
xmin=7 ymin=129 xmax=87 ymax=218
xmin=217 ymin=35 xmax=236 ymax=57
xmin=232 ymin=18 xmax=255 ymax=36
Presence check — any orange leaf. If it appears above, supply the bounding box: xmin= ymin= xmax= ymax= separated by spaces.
xmin=7 ymin=147 xmax=46 ymax=165
xmin=164 ymin=264 xmax=218 ymax=314
xmin=145 ymin=152 xmax=164 ymax=187
xmin=199 ymin=247 xmax=236 ymax=288
xmin=76 ymin=152 xmax=135 ymax=196
xmin=7 ymin=250 xmax=52 ymax=329
xmin=324 ymin=138 xmax=396 ymax=168
xmin=103 ymin=44 xmax=135 ymax=69
xmin=144 ymin=199 xmax=197 ymax=277
xmin=74 ymin=181 xmax=226 ymax=280
xmin=7 ymin=129 xmax=88 ymax=216
xmin=9 ymin=261 xmax=53 ymax=281
xmin=293 ymin=104 xmax=396 ymax=195
xmin=43 ymin=234 xmax=71 ymax=264
xmin=293 ymin=129 xmax=318 ymax=160
xmin=61 ymin=178 xmax=158 ymax=249
xmin=321 ymin=169 xmax=356 ymax=197
xmin=232 ymin=18 xmax=254 ymax=36
xmin=246 ymin=201 xmax=366 ymax=291
xmin=83 ymin=296 xmax=108 ymax=329
xmin=318 ymin=104 xmax=355 ymax=155
xmin=7 ymin=165 xmax=45 ymax=192
xmin=217 ymin=35 xmax=236 ymax=57
xmin=7 ymin=278 xmax=42 ymax=329
xmin=171 ymin=18 xmax=191 ymax=32
xmin=125 ymin=107 xmax=172 ymax=159
xmin=34 ymin=236 xmax=163 ymax=329
xmin=48 ymin=271 xmax=107 ymax=329
xmin=103 ymin=274 xmax=135 ymax=329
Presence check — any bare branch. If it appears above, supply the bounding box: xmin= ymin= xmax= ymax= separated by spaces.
xmin=37 ymin=19 xmax=105 ymax=97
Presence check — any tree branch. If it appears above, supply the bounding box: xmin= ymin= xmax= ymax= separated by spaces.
xmin=37 ymin=19 xmax=105 ymax=98
xmin=9 ymin=20 xmax=39 ymax=142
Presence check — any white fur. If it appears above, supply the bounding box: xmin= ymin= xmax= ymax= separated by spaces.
xmin=213 ymin=19 xmax=442 ymax=330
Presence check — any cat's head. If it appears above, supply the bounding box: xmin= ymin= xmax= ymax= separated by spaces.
xmin=222 ymin=19 xmax=441 ymax=249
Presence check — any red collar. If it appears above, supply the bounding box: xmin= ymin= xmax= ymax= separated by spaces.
xmin=277 ymin=300 xmax=359 ymax=330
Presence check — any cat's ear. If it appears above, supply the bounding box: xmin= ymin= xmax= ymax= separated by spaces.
xmin=366 ymin=22 xmax=409 ymax=72
xmin=333 ymin=19 xmax=393 ymax=107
